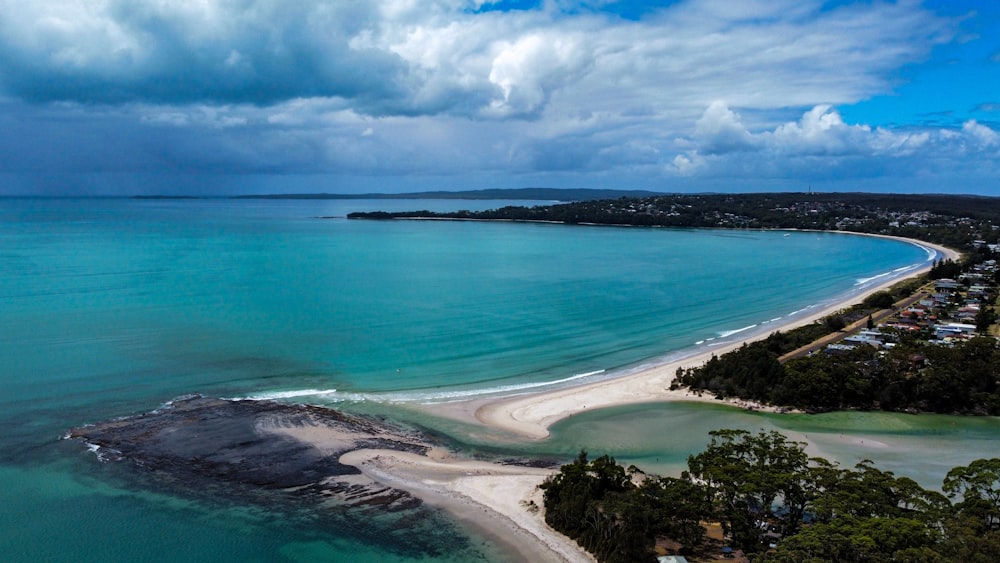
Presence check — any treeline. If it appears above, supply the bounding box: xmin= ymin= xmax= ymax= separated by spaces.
xmin=348 ymin=192 xmax=1000 ymax=249
xmin=675 ymin=335 xmax=1000 ymax=414
xmin=542 ymin=429 xmax=1000 ymax=562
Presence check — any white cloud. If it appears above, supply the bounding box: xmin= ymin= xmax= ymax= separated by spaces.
xmin=962 ymin=120 xmax=1000 ymax=147
xmin=693 ymin=101 xmax=757 ymax=154
xmin=486 ymin=32 xmax=593 ymax=116
xmin=767 ymin=105 xmax=873 ymax=156
xmin=670 ymin=103 xmax=1000 ymax=183
xmin=0 ymin=0 xmax=953 ymax=116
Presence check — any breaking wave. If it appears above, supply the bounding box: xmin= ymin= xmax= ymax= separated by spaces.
xmin=236 ymin=369 xmax=607 ymax=405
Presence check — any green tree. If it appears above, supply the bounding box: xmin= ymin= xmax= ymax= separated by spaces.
xmin=686 ymin=429 xmax=812 ymax=550
xmin=637 ymin=476 xmax=712 ymax=552
xmin=540 ymin=451 xmax=655 ymax=563
xmin=810 ymin=460 xmax=948 ymax=523
xmin=943 ymin=458 xmax=1000 ymax=532
xmin=825 ymin=315 xmax=848 ymax=331
xmin=976 ymin=306 xmax=997 ymax=333
xmin=863 ymin=291 xmax=896 ymax=309
xmin=938 ymin=516 xmax=1000 ymax=563
xmin=764 ymin=516 xmax=943 ymax=563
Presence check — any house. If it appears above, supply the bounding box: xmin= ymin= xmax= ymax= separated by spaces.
xmin=928 ymin=293 xmax=952 ymax=307
xmin=968 ymin=285 xmax=991 ymax=299
xmin=844 ymin=334 xmax=883 ymax=348
xmin=934 ymin=279 xmax=961 ymax=291
xmin=935 ymin=323 xmax=977 ymax=340
xmin=956 ymin=307 xmax=980 ymax=323
xmin=825 ymin=343 xmax=857 ymax=355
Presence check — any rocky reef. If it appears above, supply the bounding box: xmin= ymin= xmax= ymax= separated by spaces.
xmin=67 ymin=395 xmax=436 ymax=510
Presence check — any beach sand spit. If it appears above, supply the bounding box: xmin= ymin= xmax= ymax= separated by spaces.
xmin=336 ymin=447 xmax=595 ymax=562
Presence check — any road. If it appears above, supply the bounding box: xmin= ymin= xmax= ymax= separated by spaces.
xmin=778 ymin=288 xmax=930 ymax=363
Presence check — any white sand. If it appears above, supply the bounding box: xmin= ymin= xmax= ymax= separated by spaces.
xmin=339 ymin=448 xmax=595 ymax=563
xmin=260 ymin=416 xmax=593 ymax=562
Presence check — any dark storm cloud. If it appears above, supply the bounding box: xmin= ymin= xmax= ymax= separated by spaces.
xmin=0 ymin=1 xmax=464 ymax=114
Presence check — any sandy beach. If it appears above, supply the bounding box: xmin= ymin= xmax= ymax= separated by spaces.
xmin=255 ymin=409 xmax=593 ymax=561
xmin=443 ymin=235 xmax=960 ymax=440
xmin=339 ymin=448 xmax=595 ymax=563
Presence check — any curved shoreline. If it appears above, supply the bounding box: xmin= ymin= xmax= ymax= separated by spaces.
xmin=431 ymin=234 xmax=960 ymax=440
xmin=292 ymin=233 xmax=961 ymax=563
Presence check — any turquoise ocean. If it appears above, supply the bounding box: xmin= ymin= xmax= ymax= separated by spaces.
xmin=3 ymin=197 xmax=999 ymax=562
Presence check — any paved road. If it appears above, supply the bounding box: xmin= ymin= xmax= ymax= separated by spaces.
xmin=778 ymin=289 xmax=930 ymax=363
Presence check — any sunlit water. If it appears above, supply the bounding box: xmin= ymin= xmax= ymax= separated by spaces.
xmin=2 ymin=197 xmax=993 ymax=562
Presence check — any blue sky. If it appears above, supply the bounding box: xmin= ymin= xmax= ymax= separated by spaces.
xmin=0 ymin=0 xmax=997 ymax=195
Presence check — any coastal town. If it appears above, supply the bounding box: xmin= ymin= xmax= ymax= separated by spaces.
xmin=672 ymin=236 xmax=1000 ymax=417
xmin=798 ymin=251 xmax=998 ymax=360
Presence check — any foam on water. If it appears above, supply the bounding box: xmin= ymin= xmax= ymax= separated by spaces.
xmin=855 ymin=263 xmax=922 ymax=286
xmin=717 ymin=324 xmax=758 ymax=338
xmin=238 ymin=389 xmax=340 ymax=400
xmin=243 ymin=370 xmax=608 ymax=405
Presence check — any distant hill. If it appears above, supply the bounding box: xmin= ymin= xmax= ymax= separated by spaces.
xmin=233 ymin=188 xmax=668 ymax=202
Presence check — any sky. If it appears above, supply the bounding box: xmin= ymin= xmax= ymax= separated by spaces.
xmin=0 ymin=0 xmax=998 ymax=196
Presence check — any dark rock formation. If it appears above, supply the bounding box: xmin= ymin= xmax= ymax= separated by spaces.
xmin=67 ymin=395 xmax=435 ymax=509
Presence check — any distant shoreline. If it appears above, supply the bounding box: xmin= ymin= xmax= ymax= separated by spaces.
xmin=136 ymin=188 xmax=665 ymax=201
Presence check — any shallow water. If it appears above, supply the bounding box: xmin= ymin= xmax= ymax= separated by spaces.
xmin=0 ymin=197 xmax=968 ymax=562
xmin=540 ymin=402 xmax=1000 ymax=490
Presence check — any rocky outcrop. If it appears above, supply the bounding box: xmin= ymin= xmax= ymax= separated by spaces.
xmin=67 ymin=395 xmax=434 ymax=510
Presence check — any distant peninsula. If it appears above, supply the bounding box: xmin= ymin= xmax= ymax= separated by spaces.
xmin=347 ymin=191 xmax=1000 ymax=249
xmin=231 ymin=187 xmax=668 ymax=201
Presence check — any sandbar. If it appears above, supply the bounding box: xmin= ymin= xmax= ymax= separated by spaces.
xmin=256 ymin=411 xmax=591 ymax=560
xmin=338 ymin=447 xmax=595 ymax=562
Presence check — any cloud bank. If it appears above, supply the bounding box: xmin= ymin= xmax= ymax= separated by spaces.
xmin=0 ymin=0 xmax=997 ymax=194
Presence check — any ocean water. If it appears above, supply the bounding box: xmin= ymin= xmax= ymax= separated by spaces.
xmin=2 ymin=197 xmax=995 ymax=562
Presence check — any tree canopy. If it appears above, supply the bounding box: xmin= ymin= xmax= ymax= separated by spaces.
xmin=541 ymin=429 xmax=1000 ymax=563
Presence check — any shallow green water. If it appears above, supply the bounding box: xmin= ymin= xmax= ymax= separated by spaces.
xmin=541 ymin=402 xmax=1000 ymax=490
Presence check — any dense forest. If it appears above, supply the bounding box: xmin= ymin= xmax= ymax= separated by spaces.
xmin=674 ymin=334 xmax=1000 ymax=415
xmin=543 ymin=429 xmax=1000 ymax=563
xmin=348 ymin=192 xmax=1000 ymax=249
